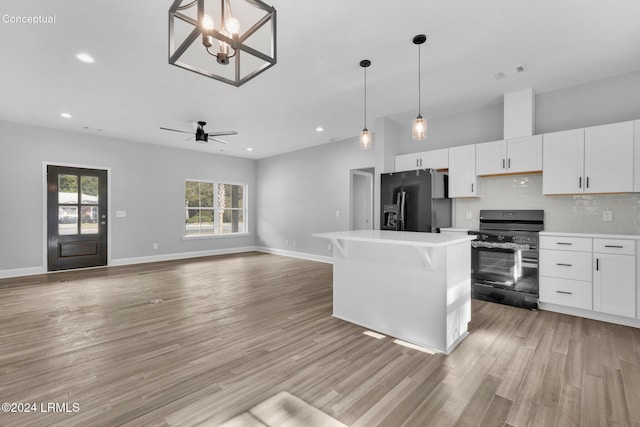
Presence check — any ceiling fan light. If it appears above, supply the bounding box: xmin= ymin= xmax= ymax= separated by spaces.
xmin=413 ymin=116 xmax=427 ymax=140
xmin=360 ymin=129 xmax=371 ymax=150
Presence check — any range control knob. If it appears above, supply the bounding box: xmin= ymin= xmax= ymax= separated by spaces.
xmin=497 ymin=235 xmax=505 ymax=241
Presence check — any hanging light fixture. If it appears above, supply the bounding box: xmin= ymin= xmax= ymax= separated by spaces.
xmin=359 ymin=59 xmax=372 ymax=150
xmin=412 ymin=34 xmax=427 ymax=140
xmin=169 ymin=0 xmax=277 ymax=87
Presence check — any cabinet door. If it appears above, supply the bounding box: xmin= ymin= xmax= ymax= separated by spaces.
xmin=395 ymin=153 xmax=421 ymax=172
xmin=449 ymin=145 xmax=477 ymax=197
xmin=421 ymin=148 xmax=449 ymax=170
xmin=542 ymin=129 xmax=585 ymax=195
xmin=507 ymin=135 xmax=542 ymax=173
xmin=635 ymin=120 xmax=640 ymax=192
xmin=584 ymin=121 xmax=634 ymax=193
xmin=593 ymin=253 xmax=636 ymax=318
xmin=475 ymin=140 xmax=506 ymax=176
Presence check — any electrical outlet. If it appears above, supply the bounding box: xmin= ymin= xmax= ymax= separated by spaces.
xmin=602 ymin=210 xmax=613 ymax=222
xmin=153 ymin=243 xmax=159 ymax=249
xmin=465 ymin=211 xmax=472 ymax=220
xmin=335 ymin=210 xmax=340 ymax=218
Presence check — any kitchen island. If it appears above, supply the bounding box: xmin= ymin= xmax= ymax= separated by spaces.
xmin=313 ymin=230 xmax=475 ymax=354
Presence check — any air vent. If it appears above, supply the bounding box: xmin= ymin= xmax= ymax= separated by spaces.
xmin=494 ymin=65 xmax=525 ymax=80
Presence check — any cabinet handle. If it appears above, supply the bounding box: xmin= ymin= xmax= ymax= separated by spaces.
xmin=578 ymin=177 xmax=582 ymax=188
xmin=556 ymin=242 xmax=573 ymax=246
xmin=604 ymin=245 xmax=623 ymax=248
xmin=508 ymin=158 xmax=511 ymax=168
xmin=596 ymin=258 xmax=599 ymax=271
xmin=502 ymin=159 xmax=505 ymax=169
xmin=420 ymin=158 xmax=423 ymax=167
xmin=556 ymin=291 xmax=573 ymax=295
xmin=556 ymin=263 xmax=573 ymax=267
xmin=586 ymin=177 xmax=589 ymax=188
xmin=416 ymin=159 xmax=419 ymax=168
xmin=471 ymin=183 xmax=474 ymax=192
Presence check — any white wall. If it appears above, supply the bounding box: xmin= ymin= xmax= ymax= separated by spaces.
xmin=256 ymin=136 xmax=374 ymax=259
xmin=0 ymin=120 xmax=256 ymax=275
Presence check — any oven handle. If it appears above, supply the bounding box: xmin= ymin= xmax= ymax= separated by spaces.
xmin=471 ymin=241 xmax=530 ymax=251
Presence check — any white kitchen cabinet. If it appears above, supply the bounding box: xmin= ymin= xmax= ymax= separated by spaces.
xmin=593 ymin=239 xmax=636 ymax=318
xmin=543 ymin=122 xmax=634 ymax=195
xmin=395 ymin=152 xmax=422 ymax=171
xmin=448 ymin=145 xmax=477 ymax=198
xmin=395 ymin=149 xmax=449 ymax=172
xmin=421 ymin=148 xmax=449 ymax=170
xmin=584 ymin=121 xmax=634 ymax=193
xmin=507 ymin=135 xmax=543 ymax=173
xmin=542 ymin=129 xmax=585 ymax=195
xmin=476 ymin=135 xmax=542 ymax=176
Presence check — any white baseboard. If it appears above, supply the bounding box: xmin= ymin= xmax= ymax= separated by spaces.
xmin=0 ymin=266 xmax=45 ymax=279
xmin=1 ymin=246 xmax=331 ymax=280
xmin=256 ymin=247 xmax=333 ymax=264
xmin=111 ymin=246 xmax=260 ymax=266
xmin=540 ymin=302 xmax=640 ymax=329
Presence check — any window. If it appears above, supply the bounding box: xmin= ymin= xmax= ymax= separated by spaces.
xmin=185 ymin=180 xmax=247 ymax=236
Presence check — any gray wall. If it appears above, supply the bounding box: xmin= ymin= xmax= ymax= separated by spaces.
xmin=256 ymin=136 xmax=375 ymax=258
xmin=0 ymin=120 xmax=256 ymax=273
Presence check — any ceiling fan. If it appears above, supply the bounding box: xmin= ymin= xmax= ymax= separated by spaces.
xmin=160 ymin=121 xmax=237 ymax=144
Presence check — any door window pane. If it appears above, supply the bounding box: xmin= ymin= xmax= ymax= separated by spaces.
xmin=81 ymin=176 xmax=99 ymax=204
xmin=59 ymin=206 xmax=78 ymax=235
xmin=58 ymin=175 xmax=78 ymax=204
xmin=81 ymin=206 xmax=99 ymax=234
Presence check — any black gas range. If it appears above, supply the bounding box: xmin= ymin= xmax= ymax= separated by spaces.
xmin=468 ymin=210 xmax=544 ymax=310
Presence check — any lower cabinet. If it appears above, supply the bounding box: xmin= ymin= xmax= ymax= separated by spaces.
xmin=593 ymin=252 xmax=636 ymax=317
xmin=539 ymin=235 xmax=638 ymax=322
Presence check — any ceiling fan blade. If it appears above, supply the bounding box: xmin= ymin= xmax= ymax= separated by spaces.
xmin=208 ymin=130 xmax=238 ymax=137
xmin=160 ymin=127 xmax=193 ymax=135
xmin=209 ymin=137 xmax=228 ymax=144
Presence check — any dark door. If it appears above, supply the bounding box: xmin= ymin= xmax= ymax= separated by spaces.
xmin=47 ymin=165 xmax=108 ymax=271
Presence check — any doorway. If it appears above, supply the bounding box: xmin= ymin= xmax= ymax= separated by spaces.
xmin=350 ymin=168 xmax=374 ymax=231
xmin=47 ymin=165 xmax=108 ymax=271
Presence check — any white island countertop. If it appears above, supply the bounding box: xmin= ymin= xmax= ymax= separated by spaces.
xmin=312 ymin=229 xmax=476 ymax=248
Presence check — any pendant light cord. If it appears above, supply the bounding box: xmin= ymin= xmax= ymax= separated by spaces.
xmin=364 ymin=65 xmax=367 ymax=129
xmin=417 ymin=43 xmax=421 ymax=116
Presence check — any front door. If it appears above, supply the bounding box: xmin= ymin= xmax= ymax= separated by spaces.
xmin=47 ymin=165 xmax=108 ymax=271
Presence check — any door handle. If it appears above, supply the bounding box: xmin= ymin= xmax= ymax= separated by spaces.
xmin=101 ymin=221 xmax=106 ymax=225
xmin=556 ymin=290 xmax=572 ymax=295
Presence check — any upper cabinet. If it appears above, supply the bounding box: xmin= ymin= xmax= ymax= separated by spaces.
xmin=449 ymin=145 xmax=478 ymax=198
xmin=395 ymin=148 xmax=448 ymax=172
xmin=543 ymin=121 xmax=634 ymax=195
xmin=633 ymin=120 xmax=640 ymax=192
xmin=476 ymin=135 xmax=542 ymax=176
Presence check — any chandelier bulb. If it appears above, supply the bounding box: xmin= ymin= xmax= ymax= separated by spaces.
xmin=225 ymin=17 xmax=240 ymax=35
xmin=202 ymin=14 xmax=215 ymax=32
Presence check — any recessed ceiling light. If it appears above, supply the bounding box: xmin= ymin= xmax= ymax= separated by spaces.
xmin=316 ymin=126 xmax=324 ymax=132
xmin=60 ymin=113 xmax=72 ymax=118
xmin=75 ymin=53 xmax=95 ymax=63
xmin=247 ymin=147 xmax=253 ymax=151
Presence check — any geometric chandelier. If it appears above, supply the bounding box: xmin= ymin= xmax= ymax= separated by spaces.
xmin=169 ymin=0 xmax=277 ymax=87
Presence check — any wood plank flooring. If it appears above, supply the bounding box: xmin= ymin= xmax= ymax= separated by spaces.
xmin=0 ymin=252 xmax=639 ymax=426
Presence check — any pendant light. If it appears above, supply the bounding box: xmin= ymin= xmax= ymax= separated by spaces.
xmin=359 ymin=59 xmax=372 ymax=150
xmin=412 ymin=34 xmax=427 ymax=140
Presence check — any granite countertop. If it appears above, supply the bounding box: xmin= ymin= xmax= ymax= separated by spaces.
xmin=313 ymin=230 xmax=476 ymax=247
xmin=540 ymin=231 xmax=640 ymax=240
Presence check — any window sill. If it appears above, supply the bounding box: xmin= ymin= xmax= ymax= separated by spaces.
xmin=182 ymin=233 xmax=251 ymax=241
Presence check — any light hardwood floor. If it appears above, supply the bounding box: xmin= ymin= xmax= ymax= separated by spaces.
xmin=0 ymin=252 xmax=639 ymax=426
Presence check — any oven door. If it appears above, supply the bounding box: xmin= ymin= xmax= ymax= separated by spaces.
xmin=471 ymin=245 xmax=523 ymax=288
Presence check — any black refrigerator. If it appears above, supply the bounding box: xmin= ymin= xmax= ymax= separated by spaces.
xmin=380 ymin=169 xmax=451 ymax=232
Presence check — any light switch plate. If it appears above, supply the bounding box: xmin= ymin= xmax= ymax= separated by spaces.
xmin=602 ymin=210 xmax=613 ymax=222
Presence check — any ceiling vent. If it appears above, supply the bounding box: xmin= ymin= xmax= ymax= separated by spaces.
xmin=494 ymin=65 xmax=525 ymax=80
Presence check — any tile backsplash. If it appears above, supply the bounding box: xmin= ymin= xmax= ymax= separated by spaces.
xmin=454 ymin=174 xmax=640 ymax=234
